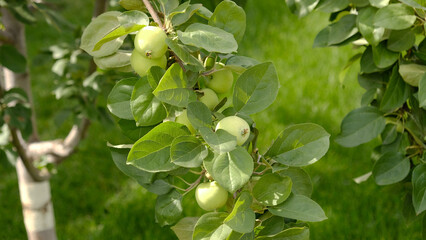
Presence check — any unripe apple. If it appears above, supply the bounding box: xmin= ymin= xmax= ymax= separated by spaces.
xmin=134 ymin=26 xmax=168 ymax=59
xmin=204 ymin=56 xmax=215 ymax=70
xmin=175 ymin=109 xmax=195 ymax=134
xmin=199 ymin=88 xmax=219 ymax=110
xmin=130 ymin=49 xmax=166 ymax=77
xmin=206 ymin=64 xmax=233 ymax=94
xmin=215 ymin=116 xmax=250 ymax=146
xmin=195 ymin=181 xmax=228 ymax=211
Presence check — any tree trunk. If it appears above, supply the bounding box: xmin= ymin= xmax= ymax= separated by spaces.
xmin=1 ymin=8 xmax=57 ymax=240
xmin=16 ymin=159 xmax=56 ymax=240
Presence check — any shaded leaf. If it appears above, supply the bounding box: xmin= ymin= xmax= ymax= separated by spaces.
xmin=335 ymin=106 xmax=386 ymax=147
xmin=265 ymin=123 xmax=330 ymax=167
xmin=177 ymin=23 xmax=238 ymax=53
xmin=372 ymin=152 xmax=410 ymax=185
xmin=269 ymin=194 xmax=327 ymax=222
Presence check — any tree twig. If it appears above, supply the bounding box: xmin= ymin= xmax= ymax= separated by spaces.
xmin=28 ymin=118 xmax=91 ymax=163
xmin=9 ymin=126 xmax=50 ymax=181
xmin=142 ymin=0 xmax=164 ymax=28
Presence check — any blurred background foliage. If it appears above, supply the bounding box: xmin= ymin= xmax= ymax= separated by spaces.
xmin=0 ymin=0 xmax=422 ymax=239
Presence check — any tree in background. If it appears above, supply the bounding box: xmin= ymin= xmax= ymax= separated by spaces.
xmin=0 ymin=0 xmax=109 ymax=239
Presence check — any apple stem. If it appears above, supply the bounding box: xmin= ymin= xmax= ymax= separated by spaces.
xmin=175 ymin=176 xmax=191 ymax=186
xmin=172 ymin=185 xmax=186 ymax=192
xmin=182 ymin=170 xmax=205 ymax=196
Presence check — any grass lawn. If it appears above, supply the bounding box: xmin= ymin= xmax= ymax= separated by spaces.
xmin=0 ymin=0 xmax=422 ymax=239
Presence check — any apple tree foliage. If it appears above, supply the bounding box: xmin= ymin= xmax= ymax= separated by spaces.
xmin=285 ymin=0 xmax=426 ymax=235
xmin=81 ymin=0 xmax=331 ymax=239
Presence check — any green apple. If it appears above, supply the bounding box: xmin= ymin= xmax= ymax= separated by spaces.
xmin=215 ymin=116 xmax=250 ymax=146
xmin=199 ymin=88 xmax=219 ymax=110
xmin=206 ymin=64 xmax=233 ymax=94
xmin=204 ymin=56 xmax=215 ymax=70
xmin=134 ymin=26 xmax=168 ymax=59
xmin=175 ymin=109 xmax=195 ymax=134
xmin=130 ymin=49 xmax=166 ymax=77
xmin=195 ymin=181 xmax=228 ymax=211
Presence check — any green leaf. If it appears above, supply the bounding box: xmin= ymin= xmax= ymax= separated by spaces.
xmin=224 ymin=192 xmax=255 ymax=234
xmin=165 ymin=38 xmax=204 ymax=72
xmin=316 ymin=0 xmax=349 ymax=12
xmin=171 ymin=217 xmax=199 ymax=240
xmin=153 ymin=63 xmax=197 ymax=107
xmin=412 ymin=164 xmax=426 ymax=215
xmin=256 ymin=216 xmax=285 ymax=237
xmin=177 ymin=23 xmax=238 ymax=54
xmin=143 ymin=179 xmax=174 ymax=195
xmin=119 ymin=0 xmax=146 ymax=11
xmin=127 ymin=121 xmax=190 ymax=172
xmin=380 ymin=66 xmax=411 ymax=112
xmin=109 ymin=144 xmax=154 ymax=185
xmin=268 ymin=194 xmax=327 ymax=222
xmin=370 ymin=0 xmax=389 ymax=8
xmin=257 ymin=227 xmax=309 ymax=240
xmin=3 ymin=88 xmax=28 ymax=104
xmin=117 ymin=119 xmax=152 ymax=141
xmin=399 ymin=63 xmax=426 ymax=87
xmin=400 ymin=0 xmax=426 ymax=10
xmin=313 ymin=15 xmax=358 ymax=47
xmin=118 ymin=10 xmax=149 ymax=27
xmin=328 ymin=14 xmax=358 ymax=45
xmin=285 ymin=0 xmax=319 ymax=18
xmin=4 ymin=103 xmax=31 ymax=133
xmin=94 ymin=51 xmax=131 ymax=70
xmin=253 ymin=173 xmax=292 ymax=206
xmin=94 ymin=9 xmax=150 ymax=51
xmin=170 ymin=135 xmax=208 ymax=168
xmin=196 ymin=6 xmax=213 ymax=19
xmin=107 ymin=77 xmax=137 ymax=120
xmin=278 ymin=167 xmax=313 ymax=197
xmin=0 ymin=45 xmax=26 ymax=73
xmin=159 ymin=0 xmax=179 ymax=15
xmin=372 ymin=42 xmax=399 ymax=69
xmin=210 ymin=146 xmax=254 ymax=193
xmin=171 ymin=3 xmax=202 ymax=26
xmin=130 ymin=77 xmax=167 ymax=126
xmin=420 ymin=73 xmax=426 ymax=108
xmin=372 ymin=152 xmax=410 ymax=185
xmin=358 ymin=73 xmax=384 ymax=90
xmin=226 ymin=56 xmax=260 ymax=70
xmin=361 ymin=46 xmax=385 ymax=74
xmin=192 ymin=212 xmax=230 ymax=240
xmin=381 ymin=124 xmax=398 ymax=145
xmin=233 ymin=62 xmax=279 ymax=115
xmin=265 ymin=123 xmax=330 ymax=167
xmin=387 ymin=29 xmax=415 ymax=52
xmin=374 ymin=4 xmax=416 ymax=30
xmin=147 ymin=66 xmax=166 ymax=90
xmin=199 ymin=127 xmax=237 ymax=154
xmin=155 ymin=190 xmax=183 ymax=226
xmin=80 ymin=11 xmax=125 ymax=57
xmin=186 ymin=101 xmax=213 ymax=130
xmin=335 ymin=106 xmax=386 ymax=147
xmin=357 ymin=7 xmax=385 ymax=46
xmin=93 ymin=25 xmax=142 ymax=52
xmin=208 ymin=0 xmax=246 ymax=42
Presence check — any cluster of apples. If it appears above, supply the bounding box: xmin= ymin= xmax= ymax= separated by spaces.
xmin=130 ymin=26 xmax=250 ymax=212
xmin=130 ymin=26 xmax=167 ymax=77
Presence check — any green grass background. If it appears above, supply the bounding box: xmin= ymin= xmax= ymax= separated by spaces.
xmin=0 ymin=0 xmax=423 ymax=239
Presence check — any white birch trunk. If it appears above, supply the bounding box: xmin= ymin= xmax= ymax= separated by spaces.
xmin=2 ymin=8 xmax=57 ymax=240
